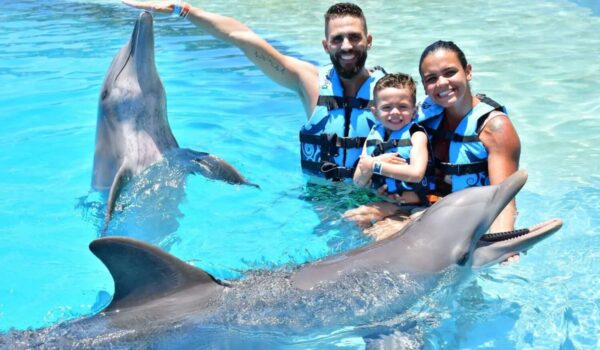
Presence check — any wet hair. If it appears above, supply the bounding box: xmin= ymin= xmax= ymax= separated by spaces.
xmin=373 ymin=73 xmax=417 ymax=106
xmin=419 ymin=40 xmax=468 ymax=76
xmin=324 ymin=3 xmax=367 ymax=35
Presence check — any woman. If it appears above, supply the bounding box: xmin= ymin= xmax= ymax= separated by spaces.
xmin=345 ymin=41 xmax=521 ymax=253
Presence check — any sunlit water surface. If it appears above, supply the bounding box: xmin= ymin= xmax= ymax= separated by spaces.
xmin=0 ymin=0 xmax=598 ymax=348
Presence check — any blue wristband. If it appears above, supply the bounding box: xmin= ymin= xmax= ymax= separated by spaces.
xmin=172 ymin=4 xmax=182 ymax=16
xmin=372 ymin=161 xmax=383 ymax=175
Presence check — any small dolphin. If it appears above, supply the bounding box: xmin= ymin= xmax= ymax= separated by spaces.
xmin=0 ymin=171 xmax=562 ymax=347
xmin=92 ymin=12 xmax=251 ymax=227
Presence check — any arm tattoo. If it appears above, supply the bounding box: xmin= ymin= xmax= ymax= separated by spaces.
xmin=254 ymin=50 xmax=286 ymax=75
xmin=488 ymin=116 xmax=506 ymax=133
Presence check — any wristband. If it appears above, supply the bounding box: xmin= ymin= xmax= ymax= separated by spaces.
xmin=372 ymin=161 xmax=383 ymax=175
xmin=172 ymin=0 xmax=182 ymax=16
xmin=180 ymin=3 xmax=191 ymax=18
xmin=172 ymin=1 xmax=190 ymax=19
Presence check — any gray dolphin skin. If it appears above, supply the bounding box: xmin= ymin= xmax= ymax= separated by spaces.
xmin=0 ymin=171 xmax=562 ymax=347
xmin=290 ymin=170 xmax=561 ymax=290
xmin=92 ymin=12 xmax=250 ymax=226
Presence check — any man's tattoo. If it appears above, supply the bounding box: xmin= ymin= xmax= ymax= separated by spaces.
xmin=254 ymin=50 xmax=286 ymax=75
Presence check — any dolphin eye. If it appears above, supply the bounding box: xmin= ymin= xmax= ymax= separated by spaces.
xmin=101 ymin=90 xmax=109 ymax=100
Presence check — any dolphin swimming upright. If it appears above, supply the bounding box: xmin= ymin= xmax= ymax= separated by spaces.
xmin=1 ymin=171 xmax=562 ymax=348
xmin=92 ymin=12 xmax=251 ymax=226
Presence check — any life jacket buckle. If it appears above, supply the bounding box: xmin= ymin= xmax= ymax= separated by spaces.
xmin=320 ymin=134 xmax=339 ymax=159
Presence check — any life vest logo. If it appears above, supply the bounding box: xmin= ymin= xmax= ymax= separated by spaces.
xmin=301 ymin=144 xmax=320 ymax=162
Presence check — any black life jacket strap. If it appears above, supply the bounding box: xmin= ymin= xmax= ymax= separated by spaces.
xmin=434 ymin=160 xmax=488 ymax=176
xmin=316 ymin=95 xmax=373 ymax=111
xmin=299 ymin=133 xmax=366 ymax=151
xmin=426 ymin=126 xmax=481 ymax=143
xmin=476 ymin=94 xmax=503 ymax=110
xmin=475 ymin=94 xmax=506 ymax=134
xmin=367 ymin=138 xmax=413 ymax=157
xmin=299 ymin=132 xmax=339 ymax=161
xmin=425 ymin=95 xmax=505 ymax=143
xmin=336 ymin=136 xmax=367 ymax=149
xmin=405 ymin=180 xmax=432 ymax=207
xmin=367 ymin=123 xmax=427 ymax=157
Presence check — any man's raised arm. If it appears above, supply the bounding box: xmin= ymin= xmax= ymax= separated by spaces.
xmin=122 ymin=1 xmax=319 ymax=115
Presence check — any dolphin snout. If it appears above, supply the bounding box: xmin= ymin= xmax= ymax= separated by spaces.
xmin=494 ymin=170 xmax=527 ymax=210
xmin=132 ymin=11 xmax=154 ymax=50
xmin=138 ymin=10 xmax=153 ymax=23
xmin=127 ymin=11 xmax=157 ymax=80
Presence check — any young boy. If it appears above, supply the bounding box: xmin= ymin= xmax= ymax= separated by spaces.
xmin=353 ymin=73 xmax=430 ymax=206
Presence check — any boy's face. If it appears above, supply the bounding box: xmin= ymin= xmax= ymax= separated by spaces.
xmin=371 ymin=87 xmax=416 ymax=131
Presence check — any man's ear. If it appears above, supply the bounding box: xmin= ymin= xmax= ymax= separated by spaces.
xmin=322 ymin=38 xmax=329 ymax=53
xmin=366 ymin=34 xmax=373 ymax=50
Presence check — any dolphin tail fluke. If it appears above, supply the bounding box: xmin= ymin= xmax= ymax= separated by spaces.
xmin=90 ymin=236 xmax=221 ymax=311
xmin=472 ymin=218 xmax=563 ymax=268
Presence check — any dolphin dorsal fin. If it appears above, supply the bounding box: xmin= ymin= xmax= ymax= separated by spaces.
xmin=90 ymin=237 xmax=219 ymax=311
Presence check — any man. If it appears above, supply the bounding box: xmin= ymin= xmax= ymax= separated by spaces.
xmin=122 ymin=1 xmax=385 ymax=181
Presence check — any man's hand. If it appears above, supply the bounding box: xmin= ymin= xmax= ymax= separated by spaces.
xmin=122 ymin=0 xmax=176 ymax=13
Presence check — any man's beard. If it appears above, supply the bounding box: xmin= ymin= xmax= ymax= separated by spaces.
xmin=330 ymin=49 xmax=368 ymax=80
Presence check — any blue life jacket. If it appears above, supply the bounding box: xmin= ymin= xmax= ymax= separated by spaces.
xmin=299 ymin=66 xmax=386 ymax=181
xmin=365 ymin=122 xmax=430 ymax=205
xmin=416 ymin=94 xmax=506 ymax=193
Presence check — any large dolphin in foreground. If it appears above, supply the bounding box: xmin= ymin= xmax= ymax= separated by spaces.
xmin=92 ymin=12 xmax=251 ymax=227
xmin=1 ymin=171 xmax=562 ymax=348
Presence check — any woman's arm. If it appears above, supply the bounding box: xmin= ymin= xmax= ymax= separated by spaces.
xmin=480 ymin=113 xmax=521 ymax=232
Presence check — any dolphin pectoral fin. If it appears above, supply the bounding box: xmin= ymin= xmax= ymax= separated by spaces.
xmin=90 ymin=236 xmax=223 ymax=312
xmin=102 ymin=164 xmax=132 ymax=234
xmin=188 ymin=151 xmax=259 ymax=188
xmin=472 ymin=218 xmax=563 ymax=268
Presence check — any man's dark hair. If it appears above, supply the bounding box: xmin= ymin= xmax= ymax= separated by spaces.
xmin=324 ymin=3 xmax=367 ymax=35
xmin=373 ymin=73 xmax=417 ymax=106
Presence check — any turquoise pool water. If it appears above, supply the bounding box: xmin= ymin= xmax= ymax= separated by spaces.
xmin=0 ymin=0 xmax=598 ymax=348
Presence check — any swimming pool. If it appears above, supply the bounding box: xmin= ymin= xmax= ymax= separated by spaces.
xmin=0 ymin=0 xmax=598 ymax=348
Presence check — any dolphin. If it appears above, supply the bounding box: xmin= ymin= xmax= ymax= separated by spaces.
xmin=92 ymin=11 xmax=251 ymax=227
xmin=290 ymin=170 xmax=561 ymax=290
xmin=0 ymin=170 xmax=562 ymax=347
